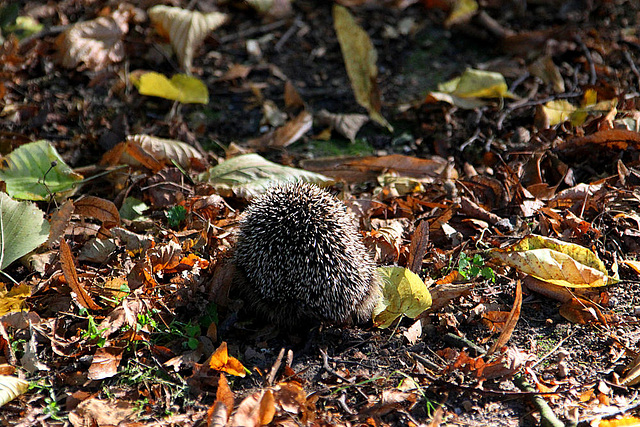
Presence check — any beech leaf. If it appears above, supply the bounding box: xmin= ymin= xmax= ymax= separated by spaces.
xmin=148 ymin=5 xmax=228 ymax=71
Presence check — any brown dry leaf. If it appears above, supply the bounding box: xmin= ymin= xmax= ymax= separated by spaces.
xmin=365 ymin=220 xmax=405 ymax=264
xmin=208 ymin=342 xmax=247 ymax=377
xmin=148 ymin=5 xmax=228 ymax=71
xmin=528 ymin=55 xmax=565 ymax=93
xmin=333 ymin=5 xmax=392 ymax=131
xmin=219 ymin=64 xmax=252 ymax=81
xmin=428 ymin=282 xmax=474 ymax=312
xmin=284 ymin=80 xmax=305 ymax=109
xmin=258 ymin=390 xmax=276 ymax=425
xmin=87 ymin=347 xmax=123 ymax=380
xmin=47 ymin=200 xmax=74 ymax=249
xmin=559 ymin=297 xmax=609 ymax=325
xmin=230 ymin=391 xmax=262 ymax=427
xmin=100 ymin=139 xmax=164 ymax=173
xmin=481 ymin=311 xmax=510 ymax=333
xmin=478 ymin=347 xmax=534 ymax=380
xmin=59 ymin=240 xmax=101 ymax=311
xmin=315 ymin=109 xmax=369 ymax=142
xmin=301 ymin=154 xmax=452 ymax=183
xmin=74 ymin=196 xmax=120 ymax=227
xmin=207 ymin=374 xmax=234 ymax=426
xmin=56 ymin=8 xmax=130 ymax=70
xmin=123 ymin=135 xmax=207 ymax=171
xmin=407 ymin=220 xmax=429 ymax=274
xmin=247 ymin=111 xmax=313 ymax=148
xmin=622 ymin=260 xmax=640 ymax=274
xmin=486 ymin=281 xmax=522 ymax=355
xmin=68 ymin=398 xmax=137 ymax=427
xmin=148 ymin=240 xmax=182 ymax=272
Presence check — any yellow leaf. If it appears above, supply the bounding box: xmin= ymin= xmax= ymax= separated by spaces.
xmin=0 ymin=284 xmax=31 ymax=317
xmin=333 ymin=5 xmax=392 ymax=131
xmin=209 ymin=342 xmax=247 ymax=377
xmin=132 ymin=72 xmax=209 ymax=104
xmin=148 ymin=5 xmax=227 ymax=71
xmin=488 ymin=234 xmax=618 ymax=288
xmin=437 ymin=68 xmax=516 ymax=99
xmin=373 ymin=267 xmax=432 ymax=329
xmin=445 ymin=0 xmax=479 ymax=27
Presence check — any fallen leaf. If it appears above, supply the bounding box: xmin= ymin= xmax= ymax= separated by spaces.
xmin=0 ymin=375 xmax=28 ymax=407
xmin=437 ymin=68 xmax=516 ymax=99
xmin=315 ymin=109 xmax=369 ymax=142
xmin=207 ymin=374 xmax=234 ymax=426
xmin=486 ymin=281 xmax=522 ymax=355
xmin=197 ymin=153 xmax=332 ymax=199
xmin=148 ymin=5 xmax=228 ymax=71
xmin=247 ymin=110 xmax=313 ymax=148
xmin=0 ymin=193 xmax=49 ymax=270
xmin=488 ymin=235 xmax=617 ymax=288
xmin=445 ymin=0 xmax=478 ymax=27
xmin=208 ymin=342 xmax=247 ymax=377
xmin=132 ymin=72 xmax=209 ymax=104
xmin=373 ymin=266 xmax=432 ymax=328
xmin=88 ymin=347 xmax=123 ymax=380
xmin=59 ymin=240 xmax=101 ymax=311
xmin=333 ymin=5 xmax=392 ymax=131
xmin=68 ymin=398 xmax=137 ymax=427
xmin=0 ymin=284 xmax=30 ymax=316
xmin=0 ymin=140 xmax=83 ymax=201
xmin=56 ymin=8 xmax=130 ymax=70
xmin=74 ymin=196 xmax=120 ymax=227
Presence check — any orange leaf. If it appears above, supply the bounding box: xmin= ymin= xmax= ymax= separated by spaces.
xmin=207 ymin=374 xmax=234 ymax=426
xmin=258 ymin=390 xmax=275 ymax=425
xmin=486 ymin=280 xmax=522 ymax=355
xmin=209 ymin=342 xmax=246 ymax=377
xmin=59 ymin=240 xmax=101 ymax=311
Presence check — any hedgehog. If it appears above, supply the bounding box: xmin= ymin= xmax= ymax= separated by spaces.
xmin=234 ymin=181 xmax=380 ymax=329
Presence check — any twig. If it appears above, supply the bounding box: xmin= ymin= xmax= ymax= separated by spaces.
xmin=574 ymin=34 xmax=597 ymax=85
xmin=530 ymin=330 xmax=575 ymax=369
xmin=623 ymin=49 xmax=640 ymax=89
xmin=219 ymin=19 xmax=289 ymax=44
xmin=443 ymin=332 xmax=485 ymax=356
xmin=320 ymin=348 xmax=353 ymax=384
xmin=275 ymin=18 xmax=302 ymax=52
xmin=266 ymin=347 xmax=286 ymax=386
xmin=513 ymin=374 xmax=565 ymax=427
xmin=19 ymin=24 xmax=69 ymax=47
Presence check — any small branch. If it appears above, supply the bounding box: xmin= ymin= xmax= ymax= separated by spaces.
xmin=574 ymin=34 xmax=597 ymax=85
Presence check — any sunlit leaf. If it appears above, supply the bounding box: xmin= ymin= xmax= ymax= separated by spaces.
xmin=0 ymin=140 xmax=83 ymax=201
xmin=148 ymin=5 xmax=228 ymax=71
xmin=197 ymin=153 xmax=332 ymax=199
xmin=0 ymin=283 xmax=30 ymax=316
xmin=0 ymin=375 xmax=28 ymax=407
xmin=132 ymin=72 xmax=209 ymax=104
xmin=122 ymin=135 xmax=206 ymax=171
xmin=541 ymin=100 xmax=576 ymax=126
xmin=333 ymin=5 xmax=392 ymax=131
xmin=208 ymin=342 xmax=247 ymax=377
xmin=438 ymin=68 xmax=516 ymax=99
xmin=373 ymin=266 xmax=432 ymax=329
xmin=316 ymin=110 xmax=369 ymax=142
xmin=0 ymin=193 xmax=49 ymax=270
xmin=488 ymin=234 xmax=618 ymax=288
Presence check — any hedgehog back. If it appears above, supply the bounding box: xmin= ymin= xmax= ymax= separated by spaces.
xmin=235 ymin=182 xmax=378 ymax=328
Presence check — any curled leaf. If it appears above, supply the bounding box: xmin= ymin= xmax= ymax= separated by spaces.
xmin=373 ymin=266 xmax=432 ymax=328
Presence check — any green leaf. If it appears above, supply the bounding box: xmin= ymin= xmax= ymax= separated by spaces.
xmin=0 ymin=375 xmax=28 ymax=407
xmin=133 ymin=72 xmax=209 ymax=104
xmin=0 ymin=140 xmax=83 ymax=201
xmin=197 ymin=153 xmax=333 ymax=199
xmin=372 ymin=266 xmax=432 ymax=329
xmin=0 ymin=193 xmax=50 ymax=270
xmin=119 ymin=197 xmax=149 ymax=221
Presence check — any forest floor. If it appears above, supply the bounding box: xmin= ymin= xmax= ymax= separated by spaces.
xmin=1 ymin=0 xmax=640 ymax=426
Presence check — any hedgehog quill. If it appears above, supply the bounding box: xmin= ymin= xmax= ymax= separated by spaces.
xmin=234 ymin=182 xmax=381 ymax=329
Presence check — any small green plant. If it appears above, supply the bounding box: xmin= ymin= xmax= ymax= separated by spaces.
xmin=79 ymin=308 xmax=108 ymax=347
xmin=29 ymin=380 xmax=65 ymax=421
xmin=458 ymin=253 xmax=495 ymax=282
xmin=166 ymin=205 xmax=187 ymax=229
